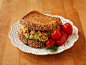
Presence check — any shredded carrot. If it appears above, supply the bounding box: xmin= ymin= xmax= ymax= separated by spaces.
xmin=32 ymin=32 xmax=34 ymax=35
xmin=41 ymin=37 xmax=43 ymax=39
xmin=23 ymin=32 xmax=25 ymax=34
xmin=21 ymin=31 xmax=23 ymax=34
xmin=40 ymin=33 xmax=43 ymax=36
xmin=33 ymin=36 xmax=34 ymax=39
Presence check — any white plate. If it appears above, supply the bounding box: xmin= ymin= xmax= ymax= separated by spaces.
xmin=9 ymin=14 xmax=79 ymax=55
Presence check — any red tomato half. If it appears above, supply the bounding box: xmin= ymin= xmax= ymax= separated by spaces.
xmin=59 ymin=22 xmax=63 ymax=29
xmin=63 ymin=23 xmax=73 ymax=35
xmin=60 ymin=30 xmax=68 ymax=39
xmin=46 ymin=38 xmax=55 ymax=47
xmin=56 ymin=35 xmax=66 ymax=45
xmin=59 ymin=22 xmax=62 ymax=26
xmin=51 ymin=30 xmax=61 ymax=40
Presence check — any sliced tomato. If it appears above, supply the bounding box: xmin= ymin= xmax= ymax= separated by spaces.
xmin=56 ymin=35 xmax=66 ymax=45
xmin=59 ymin=22 xmax=63 ymax=29
xmin=60 ymin=30 xmax=68 ymax=39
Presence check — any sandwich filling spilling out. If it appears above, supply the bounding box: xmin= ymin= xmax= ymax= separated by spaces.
xmin=19 ymin=24 xmax=61 ymax=43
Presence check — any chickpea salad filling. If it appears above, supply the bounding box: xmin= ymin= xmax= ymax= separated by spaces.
xmin=19 ymin=24 xmax=61 ymax=43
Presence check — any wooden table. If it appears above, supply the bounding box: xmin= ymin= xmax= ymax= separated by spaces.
xmin=0 ymin=0 xmax=86 ymax=65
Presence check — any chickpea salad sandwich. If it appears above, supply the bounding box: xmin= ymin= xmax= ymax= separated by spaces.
xmin=18 ymin=11 xmax=73 ymax=52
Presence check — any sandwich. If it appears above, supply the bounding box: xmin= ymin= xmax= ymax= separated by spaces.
xmin=18 ymin=11 xmax=61 ymax=48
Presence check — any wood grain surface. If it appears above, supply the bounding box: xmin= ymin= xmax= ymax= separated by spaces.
xmin=0 ymin=0 xmax=86 ymax=65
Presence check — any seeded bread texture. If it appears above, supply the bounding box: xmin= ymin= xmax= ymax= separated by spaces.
xmin=18 ymin=32 xmax=45 ymax=48
xmin=19 ymin=11 xmax=61 ymax=31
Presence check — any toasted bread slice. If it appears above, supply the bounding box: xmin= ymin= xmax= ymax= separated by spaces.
xmin=19 ymin=11 xmax=61 ymax=31
xmin=18 ymin=32 xmax=45 ymax=48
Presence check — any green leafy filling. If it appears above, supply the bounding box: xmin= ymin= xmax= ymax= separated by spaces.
xmin=43 ymin=46 xmax=58 ymax=52
xmin=21 ymin=34 xmax=26 ymax=38
xmin=33 ymin=39 xmax=46 ymax=43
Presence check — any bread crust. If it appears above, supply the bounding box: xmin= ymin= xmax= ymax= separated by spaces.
xmin=18 ymin=32 xmax=45 ymax=48
xmin=19 ymin=11 xmax=61 ymax=31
